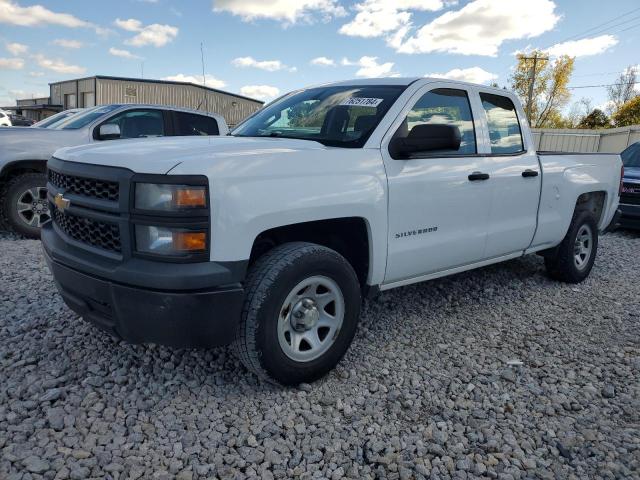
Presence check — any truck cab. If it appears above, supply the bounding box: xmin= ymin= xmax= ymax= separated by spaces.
xmin=41 ymin=78 xmax=622 ymax=385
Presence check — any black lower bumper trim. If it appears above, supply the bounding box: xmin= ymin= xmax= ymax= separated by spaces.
xmin=619 ymin=203 xmax=640 ymax=230
xmin=44 ymin=248 xmax=244 ymax=348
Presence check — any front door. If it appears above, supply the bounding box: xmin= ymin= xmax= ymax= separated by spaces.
xmin=382 ymin=84 xmax=494 ymax=284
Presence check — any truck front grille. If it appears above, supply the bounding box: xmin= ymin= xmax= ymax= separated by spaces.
xmin=49 ymin=170 xmax=119 ymax=201
xmin=53 ymin=208 xmax=121 ymax=253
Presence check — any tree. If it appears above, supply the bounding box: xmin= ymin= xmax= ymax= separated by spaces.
xmin=510 ymin=51 xmax=575 ymax=128
xmin=577 ymin=109 xmax=610 ymax=129
xmin=612 ymin=96 xmax=640 ymax=127
xmin=607 ymin=66 xmax=638 ymax=113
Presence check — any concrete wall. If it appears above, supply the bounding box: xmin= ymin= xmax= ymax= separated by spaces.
xmin=532 ymin=125 xmax=640 ymax=153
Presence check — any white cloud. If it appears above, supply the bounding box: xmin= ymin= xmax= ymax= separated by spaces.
xmin=342 ymin=56 xmax=398 ymax=77
xmin=0 ymin=0 xmax=103 ymax=33
xmin=33 ymin=53 xmax=85 ymax=74
xmin=28 ymin=71 xmax=44 ymax=77
xmin=339 ymin=0 xmax=445 ymax=38
xmin=6 ymin=41 xmax=27 ymax=55
xmin=239 ymin=85 xmax=280 ymax=101
xmin=163 ymin=73 xmax=226 ymax=89
xmin=212 ymin=0 xmax=346 ymax=24
xmin=547 ymin=34 xmax=618 ymax=58
xmin=392 ymin=0 xmax=560 ymax=56
xmin=109 ymin=47 xmax=142 ymax=60
xmin=115 ymin=18 xmax=178 ymax=47
xmin=310 ymin=56 xmax=335 ymax=66
xmin=231 ymin=56 xmax=295 ymax=72
xmin=427 ymin=67 xmax=498 ymax=84
xmin=0 ymin=57 xmax=24 ymax=69
xmin=53 ymin=39 xmax=83 ymax=49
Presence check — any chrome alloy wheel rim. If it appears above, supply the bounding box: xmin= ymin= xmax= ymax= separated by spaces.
xmin=17 ymin=186 xmax=50 ymax=227
xmin=574 ymin=224 xmax=593 ymax=270
xmin=277 ymin=275 xmax=345 ymax=363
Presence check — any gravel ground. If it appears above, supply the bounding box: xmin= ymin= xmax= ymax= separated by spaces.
xmin=1 ymin=230 xmax=639 ymax=480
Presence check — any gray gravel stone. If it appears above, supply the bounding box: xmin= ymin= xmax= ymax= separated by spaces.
xmin=1 ymin=230 xmax=639 ymax=479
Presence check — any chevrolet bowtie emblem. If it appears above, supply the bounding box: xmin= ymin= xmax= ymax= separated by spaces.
xmin=54 ymin=193 xmax=70 ymax=211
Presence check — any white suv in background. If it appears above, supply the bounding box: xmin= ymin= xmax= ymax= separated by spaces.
xmin=0 ymin=110 xmax=12 ymax=127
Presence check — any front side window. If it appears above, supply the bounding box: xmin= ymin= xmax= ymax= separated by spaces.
xmin=100 ymin=109 xmax=165 ymax=139
xmin=232 ymin=85 xmax=405 ymax=148
xmin=175 ymin=112 xmax=219 ymax=136
xmin=480 ymin=93 xmax=524 ymax=154
xmin=393 ymin=88 xmax=477 ymax=155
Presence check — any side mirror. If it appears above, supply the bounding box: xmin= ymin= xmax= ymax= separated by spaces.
xmin=389 ymin=124 xmax=461 ymax=159
xmin=98 ymin=124 xmax=121 ymax=140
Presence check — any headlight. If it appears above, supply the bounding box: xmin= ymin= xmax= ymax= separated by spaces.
xmin=135 ymin=225 xmax=207 ymax=256
xmin=135 ymin=183 xmax=207 ymax=211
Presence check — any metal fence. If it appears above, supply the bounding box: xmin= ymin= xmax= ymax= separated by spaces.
xmin=532 ymin=125 xmax=640 ymax=153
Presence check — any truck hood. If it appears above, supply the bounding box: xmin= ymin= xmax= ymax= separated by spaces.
xmin=56 ymin=135 xmax=328 ymax=174
xmin=0 ymin=126 xmax=86 ymax=162
xmin=624 ymin=166 xmax=640 ymax=182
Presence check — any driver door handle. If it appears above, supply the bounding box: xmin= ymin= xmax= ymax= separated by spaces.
xmin=468 ymin=171 xmax=490 ymax=181
xmin=522 ymin=169 xmax=539 ymax=177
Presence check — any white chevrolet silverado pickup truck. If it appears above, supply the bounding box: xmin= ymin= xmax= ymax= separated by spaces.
xmin=41 ymin=78 xmax=623 ymax=385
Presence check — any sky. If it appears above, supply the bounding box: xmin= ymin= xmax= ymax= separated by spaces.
xmin=0 ymin=0 xmax=639 ymax=110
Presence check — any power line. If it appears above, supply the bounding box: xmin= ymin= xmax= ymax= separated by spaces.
xmin=543 ymin=6 xmax=640 ymax=48
xmin=568 ymin=81 xmax=640 ymax=90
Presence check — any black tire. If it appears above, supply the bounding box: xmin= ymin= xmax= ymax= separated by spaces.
xmin=0 ymin=172 xmax=49 ymax=238
xmin=233 ymin=242 xmax=361 ymax=385
xmin=544 ymin=209 xmax=599 ymax=283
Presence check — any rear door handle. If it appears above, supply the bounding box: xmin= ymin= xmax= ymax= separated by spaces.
xmin=522 ymin=169 xmax=539 ymax=177
xmin=468 ymin=171 xmax=490 ymax=181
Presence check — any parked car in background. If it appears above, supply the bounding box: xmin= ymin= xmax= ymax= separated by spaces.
xmin=9 ymin=114 xmax=35 ymax=126
xmin=0 ymin=104 xmax=228 ymax=238
xmin=32 ymin=108 xmax=83 ymax=129
xmin=620 ymin=142 xmax=640 ymax=229
xmin=41 ymin=78 xmax=622 ymax=385
xmin=0 ymin=110 xmax=12 ymax=127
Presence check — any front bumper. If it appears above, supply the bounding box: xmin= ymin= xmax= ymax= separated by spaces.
xmin=619 ymin=203 xmax=640 ymax=230
xmin=42 ymin=222 xmax=245 ymax=348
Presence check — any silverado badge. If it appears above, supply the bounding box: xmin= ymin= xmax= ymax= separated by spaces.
xmin=54 ymin=193 xmax=70 ymax=212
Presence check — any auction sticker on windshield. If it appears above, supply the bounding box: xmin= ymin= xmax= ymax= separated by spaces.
xmin=340 ymin=97 xmax=383 ymax=107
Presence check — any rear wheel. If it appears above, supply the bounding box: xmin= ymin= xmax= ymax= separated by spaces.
xmin=233 ymin=242 xmax=361 ymax=385
xmin=544 ymin=209 xmax=598 ymax=283
xmin=0 ymin=172 xmax=50 ymax=238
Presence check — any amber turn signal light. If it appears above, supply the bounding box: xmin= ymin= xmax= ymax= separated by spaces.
xmin=173 ymin=231 xmax=207 ymax=252
xmin=174 ymin=188 xmax=207 ymax=208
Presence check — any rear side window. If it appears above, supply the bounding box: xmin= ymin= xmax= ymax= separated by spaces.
xmin=396 ymin=88 xmax=477 ymax=155
xmin=174 ymin=112 xmax=219 ymax=136
xmin=480 ymin=93 xmax=524 ymax=154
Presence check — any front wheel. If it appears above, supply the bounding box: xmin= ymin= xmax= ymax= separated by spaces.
xmin=544 ymin=209 xmax=598 ymax=283
xmin=0 ymin=172 xmax=50 ymax=238
xmin=233 ymin=242 xmax=361 ymax=385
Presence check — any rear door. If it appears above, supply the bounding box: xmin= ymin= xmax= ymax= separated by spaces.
xmin=382 ymin=82 xmax=495 ymax=284
xmin=476 ymin=91 xmax=541 ymax=258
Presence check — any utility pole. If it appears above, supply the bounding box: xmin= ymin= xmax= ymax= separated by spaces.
xmin=200 ymin=42 xmax=208 ymax=113
xmin=521 ymin=53 xmax=548 ymax=126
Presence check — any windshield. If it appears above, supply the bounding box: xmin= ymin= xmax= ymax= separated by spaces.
xmin=231 ymin=85 xmax=406 ymax=147
xmin=622 ymin=142 xmax=640 ymax=168
xmin=32 ymin=110 xmax=80 ymax=128
xmin=53 ymin=105 xmax=121 ymax=130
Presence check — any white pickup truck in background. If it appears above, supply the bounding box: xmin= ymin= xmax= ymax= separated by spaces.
xmin=0 ymin=105 xmax=227 ymax=238
xmin=42 ymin=78 xmax=623 ymax=385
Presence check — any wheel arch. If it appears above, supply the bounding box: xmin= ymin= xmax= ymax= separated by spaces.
xmin=0 ymin=159 xmax=48 ymax=182
xmin=248 ymin=217 xmax=373 ymax=290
